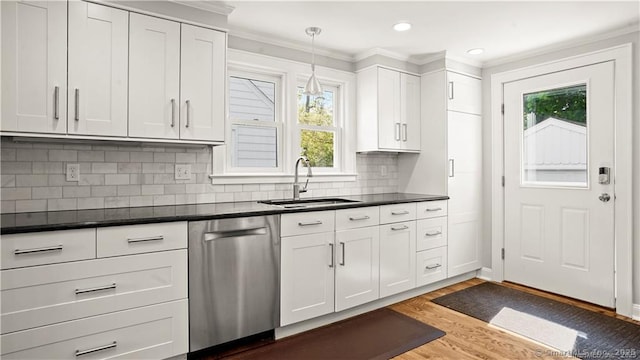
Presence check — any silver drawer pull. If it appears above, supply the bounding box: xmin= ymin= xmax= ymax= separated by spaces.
xmin=127 ymin=235 xmax=164 ymax=244
xmin=426 ymin=208 xmax=443 ymax=212
xmin=329 ymin=243 xmax=334 ymax=268
xmin=75 ymin=283 xmax=117 ymax=295
xmin=426 ymin=264 xmax=442 ymax=270
xmin=54 ymin=86 xmax=60 ymax=120
xmin=391 ymin=210 xmax=410 ymax=215
xmin=391 ymin=225 xmax=409 ymax=231
xmin=75 ymin=341 xmax=117 ymax=357
xmin=14 ymin=245 xmax=63 ymax=255
xmin=425 ymin=231 xmax=442 ymax=237
xmin=349 ymin=215 xmax=370 ymax=221
xmin=205 ymin=228 xmax=267 ymax=241
xmin=298 ymin=220 xmax=323 ymax=226
xmin=339 ymin=242 xmax=346 ymax=266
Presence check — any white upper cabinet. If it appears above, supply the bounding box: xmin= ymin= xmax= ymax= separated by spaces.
xmin=1 ymin=1 xmax=67 ymax=134
xmin=357 ymin=66 xmax=421 ymax=152
xmin=447 ymin=71 xmax=482 ymax=115
xmin=180 ymin=24 xmax=226 ymax=142
xmin=128 ymin=13 xmax=181 ymax=139
xmin=68 ymin=2 xmax=128 ymax=137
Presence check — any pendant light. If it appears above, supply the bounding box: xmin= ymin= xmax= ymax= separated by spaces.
xmin=303 ymin=27 xmax=323 ymax=99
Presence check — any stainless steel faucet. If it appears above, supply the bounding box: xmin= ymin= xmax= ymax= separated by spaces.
xmin=293 ymin=156 xmax=312 ymax=200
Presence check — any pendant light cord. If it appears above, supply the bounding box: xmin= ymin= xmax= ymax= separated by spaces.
xmin=311 ymin=33 xmax=316 ymax=73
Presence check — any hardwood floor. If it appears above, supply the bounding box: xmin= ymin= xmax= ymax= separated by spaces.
xmin=389 ymin=278 xmax=640 ymax=359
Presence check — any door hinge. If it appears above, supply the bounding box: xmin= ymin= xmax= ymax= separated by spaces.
xmin=501 ymin=176 xmax=505 ymax=187
xmin=501 ymin=104 xmax=505 ymax=115
xmin=501 ymin=248 xmax=505 ymax=260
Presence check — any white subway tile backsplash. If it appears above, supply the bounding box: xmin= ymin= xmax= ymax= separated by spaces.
xmin=141 ymin=184 xmax=164 ymax=195
xmin=2 ymin=162 xmax=32 ymax=174
xmin=2 ymin=187 xmax=31 ymax=200
xmin=78 ymin=150 xmax=105 ymax=162
xmin=32 ymin=162 xmax=64 ymax=174
xmin=129 ymin=196 xmax=153 ymax=207
xmin=91 ymin=163 xmax=118 ymax=174
xmin=79 ymin=174 xmax=105 ymax=186
xmin=91 ymin=186 xmax=117 ymax=197
xmin=176 ymin=153 xmax=197 ymax=163
xmin=153 ymin=194 xmax=175 ymax=206
xmin=63 ymin=186 xmax=91 ymax=198
xmin=15 ymin=199 xmax=47 ymax=212
xmin=16 ymin=149 xmax=48 ymax=161
xmin=1 ymin=148 xmax=16 ymax=161
xmin=165 ymin=184 xmax=186 ymax=194
xmin=49 ymin=150 xmax=78 ymax=162
xmin=32 ymin=187 xmax=63 ymax=199
xmin=105 ymin=196 xmax=130 ymax=208
xmin=105 ymin=174 xmax=130 ymax=185
xmin=2 ymin=201 xmax=16 ymax=213
xmin=77 ymin=197 xmax=105 ymax=210
xmin=105 ymin=151 xmax=130 ymax=163
xmin=154 ymin=153 xmax=175 ymax=163
xmin=130 ymin=151 xmax=153 ymax=162
xmin=48 ymin=198 xmax=77 ymax=211
xmin=117 ymin=185 xmax=141 ymax=196
xmin=1 ymin=175 xmax=16 ymax=188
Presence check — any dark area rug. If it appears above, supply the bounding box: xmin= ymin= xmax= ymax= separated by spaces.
xmin=225 ymin=308 xmax=445 ymax=359
xmin=432 ymin=282 xmax=640 ymax=359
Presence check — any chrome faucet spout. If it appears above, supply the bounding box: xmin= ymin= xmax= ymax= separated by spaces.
xmin=293 ymin=156 xmax=312 ymax=200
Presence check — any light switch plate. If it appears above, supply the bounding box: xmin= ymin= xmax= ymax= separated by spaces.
xmin=175 ymin=164 xmax=192 ymax=180
xmin=66 ymin=163 xmax=80 ymax=182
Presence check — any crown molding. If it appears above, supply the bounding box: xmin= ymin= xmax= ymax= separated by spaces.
xmin=169 ymin=0 xmax=235 ymax=16
xmin=353 ymin=48 xmax=411 ymax=63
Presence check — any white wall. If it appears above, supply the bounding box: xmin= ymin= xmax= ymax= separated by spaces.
xmin=481 ymin=29 xmax=640 ymax=305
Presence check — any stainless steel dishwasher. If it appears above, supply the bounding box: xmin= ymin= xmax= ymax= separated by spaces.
xmin=188 ymin=215 xmax=280 ymax=352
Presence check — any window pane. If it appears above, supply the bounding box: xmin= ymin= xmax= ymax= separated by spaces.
xmin=229 ymin=76 xmax=275 ymax=122
xmin=231 ymin=124 xmax=277 ymax=168
xmin=297 ymin=87 xmax=334 ymax=126
xmin=301 ymin=130 xmax=334 ymax=168
xmin=522 ymin=84 xmax=587 ymax=186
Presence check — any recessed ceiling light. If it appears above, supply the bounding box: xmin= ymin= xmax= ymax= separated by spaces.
xmin=467 ymin=48 xmax=484 ymax=55
xmin=393 ymin=22 xmax=411 ymax=32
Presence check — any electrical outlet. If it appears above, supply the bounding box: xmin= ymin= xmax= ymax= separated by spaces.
xmin=67 ymin=163 xmax=80 ymax=182
xmin=175 ymin=164 xmax=192 ymax=180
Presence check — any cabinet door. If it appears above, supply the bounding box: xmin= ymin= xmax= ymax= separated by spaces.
xmin=129 ymin=13 xmax=180 ymax=139
xmin=180 ymin=24 xmax=226 ymax=142
xmin=377 ymin=68 xmax=401 ymax=150
xmin=447 ymin=72 xmax=482 ymax=115
xmin=68 ymin=2 xmax=128 ymax=136
xmin=1 ymin=1 xmax=66 ymax=133
xmin=401 ymin=73 xmax=421 ymax=151
xmin=379 ymin=221 xmax=416 ymax=297
xmin=335 ymin=227 xmax=379 ymax=311
xmin=281 ymin=233 xmax=335 ymax=326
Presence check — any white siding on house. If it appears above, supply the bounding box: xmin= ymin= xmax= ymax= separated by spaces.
xmin=231 ymin=125 xmax=277 ymax=167
xmin=229 ymin=77 xmax=275 ymax=122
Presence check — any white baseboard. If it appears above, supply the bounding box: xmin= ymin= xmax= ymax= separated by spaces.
xmin=476 ymin=267 xmax=493 ymax=281
xmin=633 ymin=304 xmax=640 ymax=321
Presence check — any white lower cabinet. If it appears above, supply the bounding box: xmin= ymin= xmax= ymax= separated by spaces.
xmin=379 ymin=221 xmax=416 ymax=297
xmin=280 ymin=232 xmax=335 ymax=326
xmin=335 ymin=226 xmax=380 ymax=312
xmin=416 ymin=247 xmax=447 ymax=287
xmin=1 ymin=299 xmax=188 ymax=359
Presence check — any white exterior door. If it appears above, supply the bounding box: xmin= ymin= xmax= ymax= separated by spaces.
xmin=180 ymin=24 xmax=226 ymax=142
xmin=1 ymin=1 xmax=67 ymax=133
xmin=128 ymin=13 xmax=180 ymax=139
xmin=379 ymin=221 xmax=416 ymax=297
xmin=68 ymin=2 xmax=128 ymax=137
xmin=335 ymin=227 xmax=379 ymax=312
xmin=401 ymin=73 xmax=421 ymax=151
xmin=377 ymin=68 xmax=401 ymax=150
xmin=280 ymin=233 xmax=335 ymax=326
xmin=504 ymin=61 xmax=615 ymax=307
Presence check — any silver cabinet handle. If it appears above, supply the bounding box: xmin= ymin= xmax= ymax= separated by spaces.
xmin=339 ymin=242 xmax=345 ymax=266
xmin=448 ymin=81 xmax=454 ymax=100
xmin=204 ymin=228 xmax=266 ymax=241
xmin=74 ymin=88 xmax=80 ymax=121
xmin=185 ymin=99 xmax=190 ymax=128
xmin=426 ymin=264 xmax=442 ymax=270
xmin=348 ymin=215 xmax=370 ymax=221
xmin=127 ymin=235 xmax=164 ymax=244
xmin=298 ymin=220 xmax=322 ymax=226
xmin=391 ymin=225 xmax=409 ymax=231
xmin=54 ymin=86 xmax=60 ymax=120
xmin=395 ymin=122 xmax=401 ymax=141
xmin=449 ymin=159 xmax=455 ymax=177
xmin=425 ymin=231 xmax=442 ymax=237
xmin=426 ymin=208 xmax=443 ymax=212
xmin=170 ymin=99 xmax=176 ymax=127
xmin=402 ymin=123 xmax=407 ymax=141
xmin=75 ymin=341 xmax=117 ymax=357
xmin=329 ymin=243 xmax=334 ymax=268
xmin=75 ymin=283 xmax=116 ymax=295
xmin=391 ymin=210 xmax=409 ymax=215
xmin=14 ymin=245 xmax=63 ymax=255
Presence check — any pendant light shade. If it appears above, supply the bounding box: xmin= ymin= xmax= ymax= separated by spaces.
xmin=303 ymin=27 xmax=324 ymax=98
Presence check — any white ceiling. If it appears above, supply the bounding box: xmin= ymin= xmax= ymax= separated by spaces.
xmin=224 ymin=1 xmax=640 ymax=66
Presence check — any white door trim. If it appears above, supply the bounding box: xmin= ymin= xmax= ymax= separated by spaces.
xmin=490 ymin=44 xmax=633 ymax=317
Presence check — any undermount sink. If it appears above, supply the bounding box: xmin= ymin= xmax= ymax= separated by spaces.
xmin=259 ymin=198 xmax=360 ymax=209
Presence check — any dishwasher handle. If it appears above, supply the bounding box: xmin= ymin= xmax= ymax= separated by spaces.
xmin=204 ymin=227 xmax=268 ymax=241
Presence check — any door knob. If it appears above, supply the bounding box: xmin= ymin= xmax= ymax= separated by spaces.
xmin=599 ymin=193 xmax=611 ymax=202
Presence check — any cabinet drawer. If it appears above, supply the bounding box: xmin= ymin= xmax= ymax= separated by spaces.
xmin=416 ymin=200 xmax=448 ymax=219
xmin=1 ymin=250 xmax=187 ymax=334
xmin=1 ymin=299 xmax=188 ymax=359
xmin=97 ymin=221 xmax=187 ymax=257
xmin=281 ymin=211 xmax=335 ymax=237
xmin=379 ymin=203 xmax=416 ymax=224
xmin=416 ymin=217 xmax=448 ymax=251
xmin=416 ymin=247 xmax=447 ymax=287
xmin=335 ymin=206 xmax=379 ymax=230
xmin=1 ymin=229 xmax=96 ymax=270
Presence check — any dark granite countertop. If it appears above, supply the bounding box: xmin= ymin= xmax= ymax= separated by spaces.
xmin=0 ymin=193 xmax=448 ymax=235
